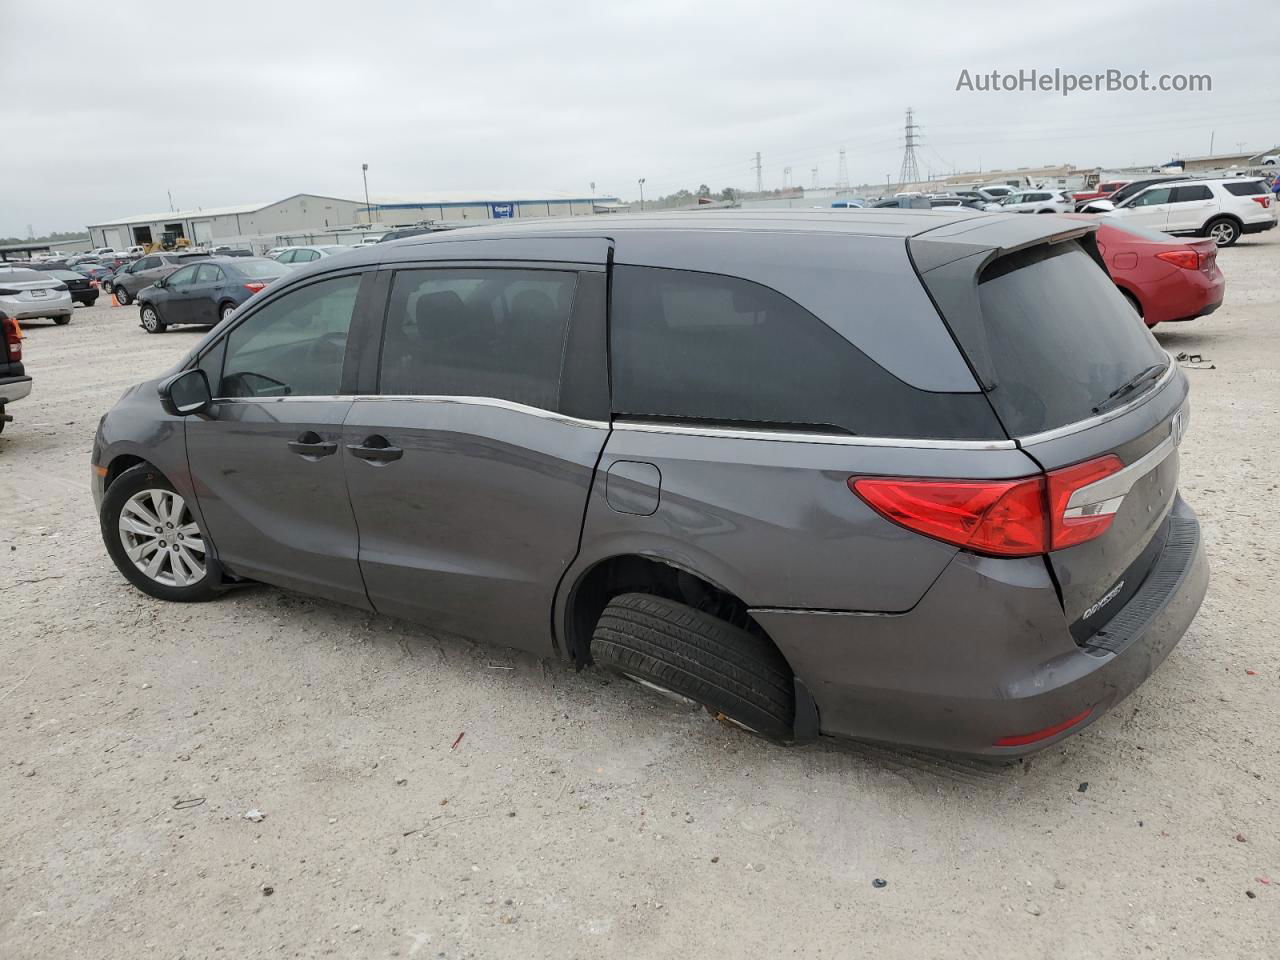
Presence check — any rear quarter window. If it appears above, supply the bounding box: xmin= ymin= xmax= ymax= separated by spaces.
xmin=1223 ymin=180 xmax=1266 ymax=196
xmin=976 ymin=242 xmax=1168 ymax=436
xmin=610 ymin=265 xmax=1002 ymax=439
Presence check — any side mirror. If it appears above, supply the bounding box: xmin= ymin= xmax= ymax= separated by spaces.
xmin=159 ymin=368 xmax=212 ymax=417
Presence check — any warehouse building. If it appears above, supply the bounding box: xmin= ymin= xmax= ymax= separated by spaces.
xmin=370 ymin=191 xmax=619 ymax=225
xmin=88 ymin=190 xmax=621 ymax=253
xmin=86 ymin=194 xmax=368 ymax=252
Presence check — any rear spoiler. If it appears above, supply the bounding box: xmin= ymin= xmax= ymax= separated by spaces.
xmin=907 ymin=214 xmax=1103 ymax=392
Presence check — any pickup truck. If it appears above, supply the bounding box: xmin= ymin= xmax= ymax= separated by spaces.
xmin=0 ymin=312 xmax=31 ymax=434
xmin=1071 ymin=179 xmax=1131 ymax=210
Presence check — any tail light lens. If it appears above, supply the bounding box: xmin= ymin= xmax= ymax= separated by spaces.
xmin=1251 ymin=196 xmax=1271 ymax=208
xmin=850 ymin=455 xmax=1125 ymax=557
xmin=1045 ymin=455 xmax=1124 ymax=549
xmin=3 ymin=316 xmax=22 ymax=361
xmin=243 ymin=282 xmax=267 ymax=293
xmin=1155 ymin=249 xmax=1200 ymax=270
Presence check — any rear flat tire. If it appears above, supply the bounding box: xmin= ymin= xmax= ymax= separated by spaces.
xmin=592 ymin=592 xmax=795 ymax=740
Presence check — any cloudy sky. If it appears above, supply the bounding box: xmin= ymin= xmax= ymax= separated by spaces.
xmin=0 ymin=0 xmax=1273 ymax=237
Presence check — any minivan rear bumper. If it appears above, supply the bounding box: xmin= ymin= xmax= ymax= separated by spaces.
xmin=752 ymin=495 xmax=1207 ymax=756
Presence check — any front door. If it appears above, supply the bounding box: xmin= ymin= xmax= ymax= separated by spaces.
xmin=342 ymin=252 xmax=611 ymax=653
xmin=185 ymin=272 xmax=371 ymax=608
xmin=1115 ymin=186 xmax=1173 ymax=229
xmin=180 ymin=263 xmax=225 ymax=325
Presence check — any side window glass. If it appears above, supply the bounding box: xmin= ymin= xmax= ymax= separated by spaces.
xmin=167 ymin=265 xmax=198 ymax=287
xmin=195 ymin=264 xmax=223 ymax=283
xmin=378 ymin=268 xmax=576 ymax=411
xmin=297 ymin=250 xmax=318 ymax=262
xmin=1172 ymin=185 xmax=1211 ymax=203
xmin=1132 ymin=188 xmax=1171 ymax=207
xmin=219 ymin=274 xmax=361 ymax=398
xmin=276 ymin=250 xmax=295 ymax=263
xmin=610 ymin=265 xmax=981 ymax=437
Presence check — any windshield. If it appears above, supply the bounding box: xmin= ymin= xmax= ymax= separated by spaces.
xmin=976 ymin=241 xmax=1169 ymax=436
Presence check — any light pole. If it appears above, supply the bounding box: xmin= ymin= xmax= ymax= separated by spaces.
xmin=361 ymin=163 xmax=371 ymax=225
xmin=638 ymin=177 xmax=646 ymax=211
xmin=589 ymin=181 xmax=596 ymax=215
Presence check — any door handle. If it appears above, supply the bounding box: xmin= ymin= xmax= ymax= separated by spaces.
xmin=287 ymin=432 xmax=338 ymax=458
xmin=347 ymin=435 xmax=403 ymax=463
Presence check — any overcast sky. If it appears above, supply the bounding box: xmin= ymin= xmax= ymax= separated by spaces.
xmin=0 ymin=0 xmax=1274 ymax=236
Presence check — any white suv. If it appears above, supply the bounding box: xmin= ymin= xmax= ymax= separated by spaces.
xmin=1103 ymin=178 xmax=1277 ymax=246
xmin=983 ymin=190 xmax=1073 ymax=214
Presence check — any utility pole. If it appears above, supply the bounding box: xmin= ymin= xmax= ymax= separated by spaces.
xmin=811 ymin=167 xmax=819 ymax=190
xmin=1209 ymin=131 xmax=1215 ymax=155
xmin=753 ymin=152 xmax=763 ymax=194
xmin=836 ymin=148 xmax=849 ymax=190
xmin=783 ymin=166 xmax=791 ymax=188
xmin=167 ymin=190 xmax=176 ymax=212
xmin=638 ymin=178 xmax=645 ymax=211
xmin=361 ymin=163 xmax=372 ymax=224
xmin=897 ymin=107 xmax=921 ymax=190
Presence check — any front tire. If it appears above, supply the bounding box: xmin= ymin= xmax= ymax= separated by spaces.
xmin=1205 ymin=217 xmax=1240 ymax=247
xmin=115 ymin=285 xmax=131 ymax=306
xmin=101 ymin=464 xmax=221 ymax=602
xmin=140 ymin=304 xmax=166 ymax=333
xmin=591 ymin=592 xmax=796 ymax=740
xmin=54 ymin=315 xmax=71 ymax=325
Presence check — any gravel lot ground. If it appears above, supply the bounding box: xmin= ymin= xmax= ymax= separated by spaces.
xmin=2 ymin=234 xmax=1277 ymax=960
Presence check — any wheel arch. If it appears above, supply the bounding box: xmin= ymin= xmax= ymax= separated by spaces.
xmin=559 ymin=551 xmax=819 ymax=741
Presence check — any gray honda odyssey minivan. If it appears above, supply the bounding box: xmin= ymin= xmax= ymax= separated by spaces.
xmin=92 ymin=210 xmax=1208 ymax=755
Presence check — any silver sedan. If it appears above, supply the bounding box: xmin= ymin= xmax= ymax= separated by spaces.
xmin=0 ymin=268 xmax=74 ymax=324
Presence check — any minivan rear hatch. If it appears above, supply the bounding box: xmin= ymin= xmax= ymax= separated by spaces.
xmin=912 ymin=217 xmax=1188 ymax=643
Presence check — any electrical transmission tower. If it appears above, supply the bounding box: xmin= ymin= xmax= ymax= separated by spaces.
xmin=753 ymin=152 xmax=763 ymax=193
xmin=897 ymin=107 xmax=921 ymax=189
xmin=836 ymin=148 xmax=849 ymax=190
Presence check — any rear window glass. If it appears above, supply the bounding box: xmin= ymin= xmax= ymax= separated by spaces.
xmin=0 ymin=269 xmax=47 ymax=282
xmin=230 ymin=259 xmax=290 ymax=280
xmin=977 ymin=242 xmax=1168 ymax=436
xmin=1223 ymin=180 xmax=1266 ymax=196
xmin=610 ymin=265 xmax=1001 ymax=439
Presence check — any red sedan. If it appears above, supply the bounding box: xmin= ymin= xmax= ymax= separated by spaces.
xmin=1073 ymin=218 xmax=1225 ymax=328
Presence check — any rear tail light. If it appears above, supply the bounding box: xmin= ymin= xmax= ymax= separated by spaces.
xmin=1251 ymin=196 xmax=1271 ymax=208
xmin=849 ymin=455 xmax=1125 ymax=557
xmin=1155 ymin=249 xmax=1201 ymax=270
xmin=3 ymin=315 xmax=22 ymax=361
xmin=243 ymin=282 xmax=267 ymax=293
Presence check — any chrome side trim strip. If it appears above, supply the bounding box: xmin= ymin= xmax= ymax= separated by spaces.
xmin=1016 ymin=362 xmax=1177 ymax=447
xmin=214 ymin=394 xmax=610 ymax=430
xmin=611 ymin=419 xmax=1016 ymax=450
xmin=1065 ymin=421 xmax=1180 ymax=515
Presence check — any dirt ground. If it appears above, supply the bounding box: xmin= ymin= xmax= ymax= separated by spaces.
xmin=1 ymin=234 xmax=1277 ymax=960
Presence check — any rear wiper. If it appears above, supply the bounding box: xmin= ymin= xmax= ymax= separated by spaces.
xmin=1093 ymin=362 xmax=1168 ymax=414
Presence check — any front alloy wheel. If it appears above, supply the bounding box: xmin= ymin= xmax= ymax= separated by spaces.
xmin=118 ymin=489 xmax=206 ymax=587
xmin=101 ymin=464 xmax=222 ymax=602
xmin=140 ymin=305 xmax=165 ymax=333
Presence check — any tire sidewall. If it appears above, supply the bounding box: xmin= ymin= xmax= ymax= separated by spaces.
xmin=100 ymin=464 xmax=220 ymax=602
xmin=140 ymin=304 xmax=164 ymax=332
xmin=1207 ymin=218 xmax=1240 ymax=246
xmin=116 ymin=285 xmax=131 ymax=305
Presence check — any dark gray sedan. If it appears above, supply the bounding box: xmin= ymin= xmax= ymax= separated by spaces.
xmin=136 ymin=257 xmax=289 ymax=333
